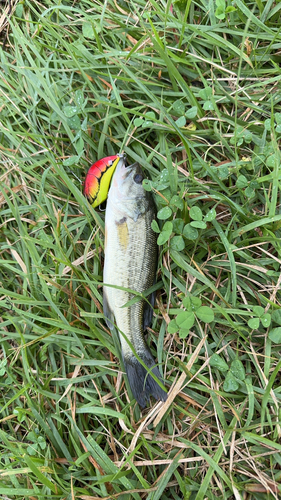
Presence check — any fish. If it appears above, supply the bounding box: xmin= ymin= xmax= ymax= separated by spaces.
xmin=103 ymin=157 xmax=167 ymax=407
xmin=83 ymin=155 xmax=120 ymax=208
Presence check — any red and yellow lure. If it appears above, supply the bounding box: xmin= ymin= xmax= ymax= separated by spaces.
xmin=83 ymin=155 xmax=122 ymax=208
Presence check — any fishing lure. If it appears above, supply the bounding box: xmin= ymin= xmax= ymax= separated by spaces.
xmin=83 ymin=155 xmax=122 ymax=208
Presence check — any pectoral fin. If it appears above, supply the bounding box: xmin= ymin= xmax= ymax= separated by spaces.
xmin=103 ymin=290 xmax=115 ymax=330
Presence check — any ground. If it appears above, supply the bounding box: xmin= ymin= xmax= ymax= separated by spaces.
xmin=0 ymin=0 xmax=281 ymax=499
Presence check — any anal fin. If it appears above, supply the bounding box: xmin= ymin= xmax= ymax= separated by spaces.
xmin=143 ymin=290 xmax=156 ymax=330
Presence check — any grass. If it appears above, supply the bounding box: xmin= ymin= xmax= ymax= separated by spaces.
xmin=0 ymin=0 xmax=281 ymax=498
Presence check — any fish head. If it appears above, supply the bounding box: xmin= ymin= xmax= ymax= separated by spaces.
xmin=83 ymin=155 xmax=120 ymax=208
xmin=109 ymin=159 xmax=152 ymax=221
xmin=110 ymin=158 xmax=146 ymax=201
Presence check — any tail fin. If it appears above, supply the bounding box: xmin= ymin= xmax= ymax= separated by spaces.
xmin=123 ymin=349 xmax=167 ymax=408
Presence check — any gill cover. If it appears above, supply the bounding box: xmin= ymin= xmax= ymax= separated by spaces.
xmin=83 ymin=155 xmax=122 ymax=208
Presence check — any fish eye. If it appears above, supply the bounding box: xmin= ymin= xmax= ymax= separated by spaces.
xmin=134 ymin=173 xmax=143 ymax=184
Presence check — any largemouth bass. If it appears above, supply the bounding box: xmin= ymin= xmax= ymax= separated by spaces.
xmin=103 ymin=157 xmax=167 ymax=407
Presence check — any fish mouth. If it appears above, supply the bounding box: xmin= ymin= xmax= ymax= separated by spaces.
xmin=115 ymin=154 xmax=143 ymax=179
xmin=120 ymin=159 xmax=142 ymax=179
xmin=116 ymin=153 xmax=126 ymax=164
xmin=115 ymin=153 xmax=141 ymax=170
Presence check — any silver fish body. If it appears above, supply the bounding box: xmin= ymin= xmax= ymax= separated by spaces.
xmin=103 ymin=158 xmax=167 ymax=407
